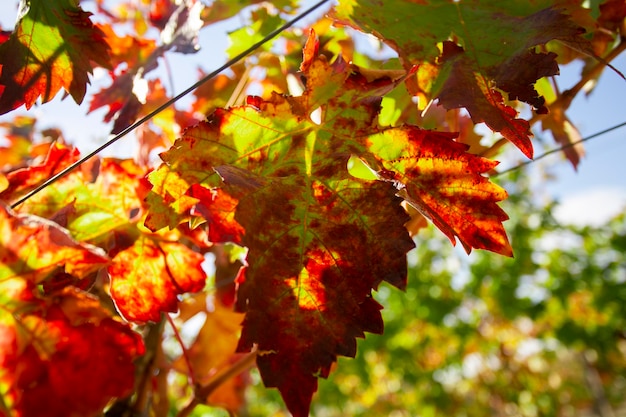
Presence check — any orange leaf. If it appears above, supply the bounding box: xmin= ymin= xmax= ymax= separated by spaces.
xmin=98 ymin=23 xmax=157 ymax=69
xmin=0 ymin=142 xmax=80 ymax=205
xmin=108 ymin=235 xmax=206 ymax=322
xmin=0 ymin=203 xmax=109 ymax=284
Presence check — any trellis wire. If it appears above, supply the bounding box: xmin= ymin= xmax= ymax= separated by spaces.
xmin=493 ymin=120 xmax=626 ymax=177
xmin=10 ymin=0 xmax=331 ymax=209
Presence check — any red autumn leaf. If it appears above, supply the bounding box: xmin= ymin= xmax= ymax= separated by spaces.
xmin=89 ymin=0 xmax=203 ymax=132
xmin=437 ymin=42 xmax=534 ymax=159
xmin=488 ymin=49 xmax=560 ymax=114
xmin=0 ymin=204 xmax=129 ymax=417
xmin=0 ymin=287 xmax=144 ymax=417
xmin=218 ymin=165 xmax=414 ymax=416
xmin=367 ymin=128 xmax=512 ymax=256
xmin=187 ymin=184 xmax=244 ymax=244
xmin=89 ymin=71 xmax=143 ymax=134
xmin=150 ymin=0 xmax=179 ymax=29
xmin=108 ymin=234 xmax=207 ymax=322
xmin=90 ymin=75 xmax=178 ymax=135
xmin=0 ymin=0 xmax=111 ymax=114
xmin=147 ymin=31 xmax=510 ymax=415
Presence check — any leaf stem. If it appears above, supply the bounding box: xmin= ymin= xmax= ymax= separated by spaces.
xmin=225 ymin=64 xmax=252 ymax=109
xmin=166 ymin=313 xmax=197 ymax=386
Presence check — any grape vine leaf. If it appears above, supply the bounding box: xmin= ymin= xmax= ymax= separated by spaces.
xmin=89 ymin=0 xmax=204 ymax=133
xmin=149 ymin=0 xmax=178 ymax=29
xmin=108 ymin=234 xmax=207 ymax=322
xmin=202 ymin=0 xmax=265 ymax=26
xmin=98 ymin=23 xmax=157 ymax=70
xmin=0 ymin=287 xmax=144 ymax=417
xmin=0 ymin=142 xmax=80 ymax=205
xmin=593 ymin=0 xmax=626 ymax=55
xmin=0 ymin=0 xmax=111 ymax=114
xmin=334 ymin=2 xmax=595 ymax=159
xmin=147 ymin=31 xmax=512 ymax=415
xmin=1 ymin=143 xmax=206 ymax=325
xmin=541 ymin=105 xmax=584 ymax=170
xmin=186 ymin=184 xmax=245 ymax=244
xmin=0 ymin=205 xmax=137 ymax=417
xmin=89 ymin=71 xmax=145 ymax=134
xmin=0 ymin=115 xmax=37 ymax=169
xmin=1 ymin=149 xmax=148 ymax=244
xmin=226 ymin=8 xmax=284 ymax=58
xmin=0 ymin=203 xmax=109 ymax=284
xmin=219 ymin=165 xmax=414 ymax=416
xmin=61 ymin=158 xmax=148 ymax=242
xmin=436 ymin=41 xmax=538 ymax=159
xmin=367 ymin=127 xmax=511 ymax=256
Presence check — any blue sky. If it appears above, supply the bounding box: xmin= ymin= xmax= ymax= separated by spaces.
xmin=1 ymin=1 xmax=625 ymax=225
xmin=539 ymin=53 xmax=626 ymax=223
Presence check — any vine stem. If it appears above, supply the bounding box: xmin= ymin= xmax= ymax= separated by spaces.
xmin=10 ymin=0 xmax=331 ymax=209
xmin=132 ymin=320 xmax=166 ymax=414
xmin=176 ymin=347 xmax=258 ymax=417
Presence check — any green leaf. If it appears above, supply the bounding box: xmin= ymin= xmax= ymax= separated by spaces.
xmin=0 ymin=0 xmax=111 ymax=114
xmin=335 ymin=2 xmax=592 ymax=158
